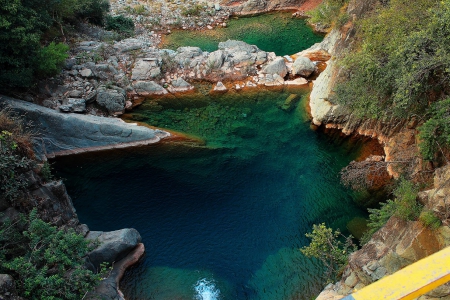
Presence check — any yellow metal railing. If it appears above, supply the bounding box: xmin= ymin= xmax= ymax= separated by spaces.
xmin=342 ymin=247 xmax=450 ymax=300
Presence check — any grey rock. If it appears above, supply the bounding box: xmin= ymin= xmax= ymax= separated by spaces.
xmin=213 ymin=81 xmax=227 ymax=92
xmin=133 ymin=81 xmax=168 ymax=95
xmin=175 ymin=47 xmax=203 ymax=65
xmin=64 ymin=58 xmax=77 ymax=70
xmin=67 ymin=98 xmax=86 ymax=113
xmin=86 ymin=229 xmax=141 ymax=270
xmin=291 ymin=56 xmax=316 ymax=77
xmin=96 ymin=88 xmax=126 ymax=115
xmin=167 ymin=78 xmax=193 ymax=93
xmin=214 ymin=3 xmax=221 ymax=10
xmin=255 ymin=51 xmax=268 ymax=65
xmin=85 ymin=91 xmax=97 ymax=103
xmin=218 ymin=40 xmax=259 ymax=53
xmin=131 ymin=59 xmax=160 ymax=80
xmin=68 ymin=90 xmax=83 ymax=98
xmin=207 ymin=50 xmax=225 ymax=69
xmin=59 ymin=105 xmax=72 ymax=113
xmin=0 ymin=274 xmax=18 ymax=300
xmin=0 ymin=96 xmax=170 ymax=158
xmin=262 ymin=57 xmax=288 ymax=77
xmin=80 ymin=68 xmax=94 ymax=78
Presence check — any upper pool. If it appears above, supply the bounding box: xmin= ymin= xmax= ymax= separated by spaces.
xmin=160 ymin=12 xmax=323 ymax=56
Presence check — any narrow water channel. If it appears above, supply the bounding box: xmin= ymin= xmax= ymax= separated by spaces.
xmin=52 ymin=13 xmax=365 ymax=300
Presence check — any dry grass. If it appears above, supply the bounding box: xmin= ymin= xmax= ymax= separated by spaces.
xmin=0 ymin=107 xmax=35 ymax=158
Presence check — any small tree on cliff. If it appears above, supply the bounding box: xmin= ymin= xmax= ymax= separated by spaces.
xmin=301 ymin=223 xmax=356 ymax=282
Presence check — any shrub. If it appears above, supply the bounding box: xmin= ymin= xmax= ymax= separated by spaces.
xmin=360 ymin=179 xmax=421 ymax=245
xmin=307 ymin=0 xmax=346 ymax=28
xmin=36 ymin=42 xmax=69 ymax=77
xmin=181 ymin=4 xmax=203 ymax=16
xmin=75 ymin=0 xmax=110 ymax=25
xmin=105 ymin=15 xmax=135 ymax=36
xmin=0 ymin=109 xmax=35 ymax=202
xmin=419 ymin=210 xmax=441 ymax=230
xmin=301 ymin=223 xmax=356 ymax=282
xmin=0 ymin=209 xmax=106 ymax=299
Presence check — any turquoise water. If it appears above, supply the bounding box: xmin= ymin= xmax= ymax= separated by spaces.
xmin=53 ymin=87 xmax=366 ymax=300
xmin=161 ymin=12 xmax=323 ymax=55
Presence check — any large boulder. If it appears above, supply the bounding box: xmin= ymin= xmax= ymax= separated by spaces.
xmin=133 ymin=81 xmax=168 ymax=96
xmin=131 ymin=59 xmax=161 ymax=80
xmin=0 ymin=96 xmax=170 ymax=158
xmin=86 ymin=229 xmax=142 ymax=271
xmin=262 ymin=57 xmax=288 ymax=77
xmin=174 ymin=47 xmax=203 ymax=66
xmin=206 ymin=50 xmax=226 ymax=69
xmin=218 ymin=40 xmax=259 ymax=53
xmin=96 ymin=87 xmax=126 ymax=115
xmin=167 ymin=78 xmax=194 ymax=93
xmin=291 ymin=56 xmax=316 ymax=77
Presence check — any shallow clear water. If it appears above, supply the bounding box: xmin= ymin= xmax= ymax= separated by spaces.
xmin=160 ymin=12 xmax=323 ymax=55
xmin=53 ymin=87 xmax=366 ymax=300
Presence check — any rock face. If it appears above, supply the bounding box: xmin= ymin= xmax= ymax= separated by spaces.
xmin=86 ymin=229 xmax=142 ymax=271
xmin=419 ymin=165 xmax=450 ymax=220
xmin=221 ymin=0 xmax=307 ymax=15
xmin=0 ymin=96 xmax=170 ymax=158
xmin=131 ymin=58 xmax=161 ymax=80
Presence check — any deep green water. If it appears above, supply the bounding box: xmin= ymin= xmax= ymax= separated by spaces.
xmin=161 ymin=12 xmax=323 ymax=55
xmin=53 ymin=87 xmax=367 ymax=300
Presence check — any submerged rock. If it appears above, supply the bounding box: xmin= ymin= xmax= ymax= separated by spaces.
xmin=281 ymin=94 xmax=299 ymax=111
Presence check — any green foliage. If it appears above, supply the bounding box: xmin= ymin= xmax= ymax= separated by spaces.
xmin=41 ymin=161 xmax=53 ymax=182
xmin=360 ymin=179 xmax=421 ymax=244
xmin=301 ymin=223 xmax=356 ymax=282
xmin=419 ymin=210 xmax=441 ymax=230
xmin=0 ymin=209 xmax=104 ymax=299
xmin=418 ymin=98 xmax=450 ymax=160
xmin=36 ymin=42 xmax=69 ymax=77
xmin=0 ymin=0 xmax=109 ymax=90
xmin=105 ymin=15 xmax=135 ymax=36
xmin=334 ymin=0 xmax=447 ymax=118
xmin=307 ymin=0 xmax=347 ymax=28
xmin=0 ymin=130 xmax=34 ymax=201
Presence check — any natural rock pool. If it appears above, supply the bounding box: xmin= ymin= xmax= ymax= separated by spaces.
xmin=52 ymin=14 xmax=365 ymax=300
xmin=53 ymin=87 xmax=366 ymax=300
xmin=160 ymin=12 xmax=323 ymax=55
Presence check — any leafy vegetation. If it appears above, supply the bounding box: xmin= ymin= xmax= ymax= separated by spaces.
xmin=419 ymin=210 xmax=441 ymax=230
xmin=105 ymin=15 xmax=135 ymax=36
xmin=301 ymin=223 xmax=356 ymax=282
xmin=360 ymin=179 xmax=421 ymax=244
xmin=0 ymin=209 xmax=105 ymax=299
xmin=0 ymin=109 xmax=35 ymax=203
xmin=0 ymin=0 xmax=110 ymax=90
xmin=307 ymin=0 xmax=347 ymax=28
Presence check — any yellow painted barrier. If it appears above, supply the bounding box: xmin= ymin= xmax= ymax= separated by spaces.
xmin=342 ymin=246 xmax=450 ymax=300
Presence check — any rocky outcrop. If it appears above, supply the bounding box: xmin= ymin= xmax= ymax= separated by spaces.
xmin=96 ymin=86 xmax=127 ymax=115
xmin=85 ymin=228 xmax=142 ymax=271
xmin=0 ymin=96 xmax=170 ymax=159
xmin=262 ymin=57 xmax=288 ymax=77
xmin=419 ymin=165 xmax=450 ymax=221
xmin=291 ymin=56 xmax=316 ymax=77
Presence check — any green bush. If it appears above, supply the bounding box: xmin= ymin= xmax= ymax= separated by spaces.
xmin=301 ymin=223 xmax=356 ymax=282
xmin=333 ymin=0 xmax=442 ymax=118
xmin=36 ymin=42 xmax=69 ymax=77
xmin=360 ymin=179 xmax=421 ymax=244
xmin=419 ymin=210 xmax=441 ymax=230
xmin=75 ymin=0 xmax=110 ymax=25
xmin=307 ymin=0 xmax=346 ymax=28
xmin=0 ymin=209 xmax=105 ymax=299
xmin=105 ymin=15 xmax=135 ymax=35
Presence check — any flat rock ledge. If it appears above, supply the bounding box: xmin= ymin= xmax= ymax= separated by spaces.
xmin=0 ymin=96 xmax=170 ymax=159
